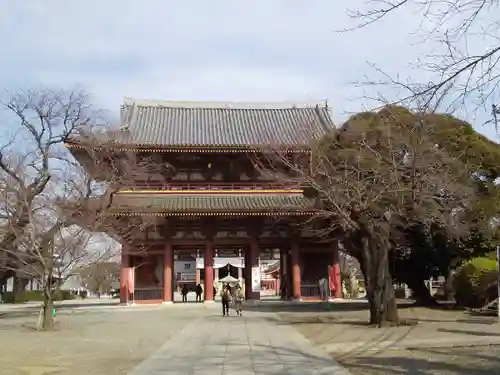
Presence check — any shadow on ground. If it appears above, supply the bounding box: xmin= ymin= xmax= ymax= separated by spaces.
xmin=243 ymin=300 xmax=370 ymax=313
xmin=338 ymin=346 xmax=500 ymax=375
xmin=437 ymin=328 xmax=500 ymax=336
xmin=242 ymin=299 xmax=463 ymax=313
xmin=0 ymin=301 xmax=120 ymax=319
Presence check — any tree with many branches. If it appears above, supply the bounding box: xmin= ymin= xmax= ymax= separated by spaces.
xmin=261 ymin=105 xmax=475 ymax=326
xmin=0 ymin=89 xmax=149 ymax=330
xmin=390 ymin=112 xmax=500 ymax=304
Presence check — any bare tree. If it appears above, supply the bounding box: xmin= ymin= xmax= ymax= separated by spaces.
xmin=76 ymin=260 xmax=120 ymax=296
xmin=11 ymin=219 xmax=112 ymax=330
xmin=0 ymin=89 xmax=102 ymax=291
xmin=343 ymin=0 xmax=500 ymax=123
xmin=0 ymin=89 xmax=151 ymax=330
xmin=260 ymin=106 xmax=473 ymax=326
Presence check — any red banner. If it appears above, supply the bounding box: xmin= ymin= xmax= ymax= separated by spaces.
xmin=328 ymin=266 xmax=335 ymax=291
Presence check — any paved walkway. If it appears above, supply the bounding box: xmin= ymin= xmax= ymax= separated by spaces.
xmin=128 ymin=307 xmax=353 ymax=375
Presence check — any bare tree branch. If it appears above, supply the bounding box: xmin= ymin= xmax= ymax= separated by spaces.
xmin=0 ymin=88 xmax=152 ymax=330
xmin=343 ymin=0 xmax=500 ymax=126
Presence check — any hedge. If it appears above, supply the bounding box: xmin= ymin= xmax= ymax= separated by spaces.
xmin=453 ymin=257 xmax=498 ymax=308
xmin=1 ymin=290 xmax=76 ymax=303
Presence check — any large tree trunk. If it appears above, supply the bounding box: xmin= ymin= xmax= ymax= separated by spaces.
xmin=405 ymin=277 xmax=438 ymax=306
xmin=443 ymin=268 xmax=455 ymax=302
xmin=13 ymin=276 xmax=29 ymax=303
xmin=361 ymin=233 xmax=399 ymax=327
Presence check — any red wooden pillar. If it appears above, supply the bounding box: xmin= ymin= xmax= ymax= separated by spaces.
xmin=247 ymin=238 xmax=260 ymax=300
xmin=291 ymin=240 xmax=301 ymax=300
xmin=163 ymin=241 xmax=173 ymax=302
xmin=332 ymin=242 xmax=342 ymax=298
xmin=204 ymin=241 xmax=214 ymax=301
xmin=120 ymin=246 xmax=130 ymax=304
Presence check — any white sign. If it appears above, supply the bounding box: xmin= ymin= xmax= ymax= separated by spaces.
xmin=251 ymin=266 xmax=261 ymax=292
xmin=178 ymin=272 xmax=196 ymax=281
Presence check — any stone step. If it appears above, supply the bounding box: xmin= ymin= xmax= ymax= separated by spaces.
xmin=486 ymin=300 xmax=498 ymax=311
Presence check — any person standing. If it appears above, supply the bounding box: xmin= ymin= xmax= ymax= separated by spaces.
xmin=195 ymin=283 xmax=203 ymax=302
xmin=220 ymin=285 xmax=231 ymax=316
xmin=318 ymin=277 xmax=328 ymax=301
xmin=181 ymin=284 xmax=189 ymax=303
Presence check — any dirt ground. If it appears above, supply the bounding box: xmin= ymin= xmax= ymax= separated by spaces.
xmin=282 ymin=304 xmax=500 ymax=375
xmin=0 ymin=306 xmax=193 ymax=375
xmin=336 ymin=346 xmax=500 ymax=375
xmin=2 ymin=300 xmax=499 ymax=375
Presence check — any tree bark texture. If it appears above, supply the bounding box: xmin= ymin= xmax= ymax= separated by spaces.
xmin=40 ymin=290 xmax=54 ymax=331
xmin=361 ymin=232 xmax=399 ymax=326
xmin=444 ymin=268 xmax=455 ymax=301
xmin=13 ymin=276 xmax=29 ymax=302
xmin=405 ymin=277 xmax=438 ymax=306
xmin=37 ymin=275 xmax=55 ymax=331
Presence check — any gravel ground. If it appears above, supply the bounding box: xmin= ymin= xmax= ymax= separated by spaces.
xmin=338 ymin=346 xmax=500 ymax=375
xmin=0 ymin=306 xmax=195 ymax=375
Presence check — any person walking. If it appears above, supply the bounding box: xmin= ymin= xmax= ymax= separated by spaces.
xmin=234 ymin=287 xmax=244 ymax=316
xmin=220 ymin=285 xmax=231 ymax=316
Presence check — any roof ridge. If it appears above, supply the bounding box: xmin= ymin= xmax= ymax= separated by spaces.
xmin=123 ymin=97 xmax=329 ymax=110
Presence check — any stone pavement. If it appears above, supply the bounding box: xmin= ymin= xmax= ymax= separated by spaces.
xmin=128 ymin=306 xmax=353 ymax=375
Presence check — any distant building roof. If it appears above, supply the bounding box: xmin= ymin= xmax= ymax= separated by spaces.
xmin=111 ymin=98 xmax=335 ymax=148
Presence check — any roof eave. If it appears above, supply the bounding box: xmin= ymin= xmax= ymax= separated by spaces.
xmin=105 ymin=210 xmax=318 ymax=217
xmin=65 ymin=142 xmax=314 ymax=153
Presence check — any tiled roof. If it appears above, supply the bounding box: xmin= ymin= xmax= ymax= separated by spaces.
xmin=110 ymin=193 xmax=315 ymax=214
xmin=114 ymin=98 xmax=335 ymax=147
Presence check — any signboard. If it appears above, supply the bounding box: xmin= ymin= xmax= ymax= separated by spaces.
xmin=251 ymin=266 xmax=261 ymax=292
xmin=179 ymin=272 xmax=196 ymax=281
xmin=218 ymin=249 xmax=239 ymax=257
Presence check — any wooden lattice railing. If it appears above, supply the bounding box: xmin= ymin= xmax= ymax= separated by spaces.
xmin=123 ymin=182 xmax=301 ymax=191
xmin=133 ymin=288 xmax=164 ymax=301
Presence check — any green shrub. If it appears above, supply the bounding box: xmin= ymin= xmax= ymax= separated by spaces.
xmin=1 ymin=291 xmax=45 ymax=303
xmin=485 ymin=251 xmax=498 ymax=261
xmin=2 ymin=289 xmax=75 ymax=303
xmin=454 ymin=257 xmax=498 ymax=308
xmin=52 ymin=289 xmax=76 ymax=301
xmin=1 ymin=292 xmax=16 ymax=303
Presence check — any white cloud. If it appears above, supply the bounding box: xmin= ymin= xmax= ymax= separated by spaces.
xmin=0 ymin=0 xmax=497 ymax=139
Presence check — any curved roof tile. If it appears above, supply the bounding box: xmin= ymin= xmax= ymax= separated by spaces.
xmin=117 ymin=98 xmax=335 ymax=147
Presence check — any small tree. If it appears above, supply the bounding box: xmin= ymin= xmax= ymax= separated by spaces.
xmin=77 ymin=260 xmax=120 ymax=295
xmin=12 ymin=221 xmax=113 ymax=329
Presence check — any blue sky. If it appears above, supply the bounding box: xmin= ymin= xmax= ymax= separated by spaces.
xmin=1 ymin=0 xmax=498 ymax=140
